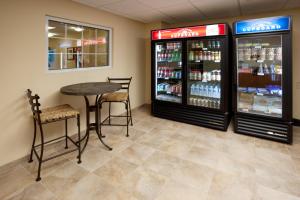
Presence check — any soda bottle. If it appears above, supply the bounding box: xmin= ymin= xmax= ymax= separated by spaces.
xmin=212 ymin=41 xmax=215 ymax=48
xmin=189 ymin=51 xmax=194 ymax=61
xmin=208 ymin=41 xmax=211 ymax=48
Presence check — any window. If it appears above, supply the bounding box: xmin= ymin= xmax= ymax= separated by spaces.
xmin=46 ymin=16 xmax=112 ymax=71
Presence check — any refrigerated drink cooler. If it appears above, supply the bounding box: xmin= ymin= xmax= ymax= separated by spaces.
xmin=233 ymin=16 xmax=293 ymax=143
xmin=151 ymin=24 xmax=232 ymax=131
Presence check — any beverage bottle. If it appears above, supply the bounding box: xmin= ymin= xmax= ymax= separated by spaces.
xmin=197 ymin=71 xmax=202 ymax=81
xmin=213 ymin=85 xmax=217 ymax=98
xmin=191 ymin=84 xmax=195 ymax=95
xmin=192 ymin=42 xmax=196 ymax=48
xmin=217 ymin=86 xmax=221 ymax=98
xmin=207 ymin=84 xmax=211 ymax=98
xmin=211 ymin=70 xmax=216 ymax=81
xmin=200 ymin=84 xmax=204 ymax=96
xmin=212 ymin=41 xmax=215 ymax=48
xmin=204 ymin=51 xmax=207 ymax=60
xmin=216 ymin=41 xmax=220 ymax=48
xmin=197 ymin=98 xmax=201 ymax=106
xmin=208 ymin=41 xmax=211 ymax=48
xmin=207 ymin=71 xmax=211 ymax=82
xmin=189 ymin=51 xmax=194 ymax=61
xmin=204 ymin=84 xmax=209 ymax=97
xmin=216 ymin=70 xmax=221 ymax=81
xmin=264 ymin=64 xmax=270 ymax=74
xmin=207 ymin=51 xmax=211 ymax=60
xmin=199 ymin=51 xmax=203 ymax=60
xmin=270 ymin=64 xmax=276 ymax=81
xmin=195 ymin=51 xmax=199 ymax=61
xmin=258 ymin=63 xmax=264 ymax=75
xmin=200 ymin=41 xmax=204 ymax=48
xmin=202 ymin=71 xmax=207 ymax=82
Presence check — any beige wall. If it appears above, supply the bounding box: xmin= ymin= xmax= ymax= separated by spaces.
xmin=0 ymin=0 xmax=146 ymax=166
xmin=145 ymin=8 xmax=300 ymax=118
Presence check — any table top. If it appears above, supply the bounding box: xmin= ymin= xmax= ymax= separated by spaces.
xmin=60 ymin=82 xmax=121 ymax=96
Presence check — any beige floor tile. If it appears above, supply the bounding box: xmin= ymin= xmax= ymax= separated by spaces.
xmin=142 ymin=151 xmax=182 ymax=177
xmin=136 ymin=132 xmax=171 ymax=149
xmin=255 ymin=184 xmax=300 ymax=200
xmin=0 ymin=165 xmax=33 ymax=200
xmin=158 ymin=137 xmax=192 ymax=158
xmin=120 ymin=166 xmax=167 ymax=200
xmin=155 ymin=180 xmax=207 ymax=200
xmin=22 ymin=151 xmax=70 ymax=178
xmin=255 ymin=168 xmax=300 ymax=197
xmin=103 ymin=188 xmax=139 ymax=200
xmin=255 ymin=146 xmax=296 ymax=175
xmin=6 ymin=183 xmax=57 ymax=200
xmin=126 ymin=128 xmax=147 ymax=141
xmin=120 ymin=143 xmax=156 ymax=165
xmin=133 ymin=120 xmax=157 ymax=132
xmin=183 ymin=146 xmax=222 ymax=169
xmin=216 ymin=154 xmax=255 ymax=177
xmin=294 ymin=158 xmax=300 ymax=176
xmin=222 ymin=138 xmax=256 ymax=164
xmin=93 ymin=157 xmax=138 ymax=186
xmin=149 ymin=127 xmax=178 ymax=137
xmin=60 ymin=173 xmax=115 ymax=200
xmin=42 ymin=161 xmax=89 ymax=198
xmin=254 ymin=138 xmax=290 ymax=154
xmin=171 ymin=160 xmax=216 ymax=192
xmin=71 ymin=146 xmax=113 ymax=172
xmin=288 ymin=143 xmax=300 ymax=159
xmin=207 ymin=171 xmax=255 ymax=200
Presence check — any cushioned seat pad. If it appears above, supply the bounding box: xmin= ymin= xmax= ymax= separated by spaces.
xmin=37 ymin=104 xmax=79 ymax=123
xmin=102 ymin=92 xmax=129 ymax=102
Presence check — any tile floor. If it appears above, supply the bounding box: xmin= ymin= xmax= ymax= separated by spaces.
xmin=1 ymin=105 xmax=300 ymax=200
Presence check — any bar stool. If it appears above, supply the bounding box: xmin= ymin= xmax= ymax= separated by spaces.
xmin=99 ymin=77 xmax=133 ymax=137
xmin=26 ymin=89 xmax=81 ymax=181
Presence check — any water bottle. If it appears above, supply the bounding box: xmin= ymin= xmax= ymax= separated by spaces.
xmin=191 ymin=84 xmax=195 ymax=95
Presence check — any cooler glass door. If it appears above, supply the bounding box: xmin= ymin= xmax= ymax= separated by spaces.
xmin=155 ymin=41 xmax=183 ymax=103
xmin=236 ymin=35 xmax=283 ymax=118
xmin=187 ymin=39 xmax=222 ymax=109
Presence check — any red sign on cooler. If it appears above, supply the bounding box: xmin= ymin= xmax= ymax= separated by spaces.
xmin=151 ymin=24 xmax=226 ymax=40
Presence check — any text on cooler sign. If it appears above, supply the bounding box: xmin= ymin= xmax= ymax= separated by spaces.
xmin=152 ymin=24 xmax=226 ymax=40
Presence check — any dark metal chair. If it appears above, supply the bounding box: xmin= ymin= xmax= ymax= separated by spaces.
xmin=99 ymin=77 xmax=133 ymax=137
xmin=26 ymin=89 xmax=81 ymax=181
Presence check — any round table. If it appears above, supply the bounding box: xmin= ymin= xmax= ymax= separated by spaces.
xmin=60 ymin=82 xmax=121 ymax=152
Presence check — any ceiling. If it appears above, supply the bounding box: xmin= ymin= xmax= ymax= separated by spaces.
xmin=72 ymin=0 xmax=300 ymax=24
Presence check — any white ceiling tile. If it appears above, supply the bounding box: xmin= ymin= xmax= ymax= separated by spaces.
xmin=102 ymin=0 xmax=150 ymax=14
xmin=159 ymin=2 xmax=205 ymax=19
xmin=239 ymin=0 xmax=286 ymax=15
xmin=285 ymin=0 xmax=300 ymax=9
xmin=137 ymin=0 xmax=189 ymax=9
xmin=191 ymin=0 xmax=240 ymax=18
xmin=73 ymin=0 xmax=122 ymax=7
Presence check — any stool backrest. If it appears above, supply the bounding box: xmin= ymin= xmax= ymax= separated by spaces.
xmin=108 ymin=77 xmax=132 ymax=93
xmin=26 ymin=89 xmax=42 ymax=119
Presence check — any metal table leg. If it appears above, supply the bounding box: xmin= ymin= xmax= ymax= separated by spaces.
xmin=79 ymin=96 xmax=112 ymax=154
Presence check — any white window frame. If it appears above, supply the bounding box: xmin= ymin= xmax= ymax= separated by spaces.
xmin=45 ymin=16 xmax=112 ymax=73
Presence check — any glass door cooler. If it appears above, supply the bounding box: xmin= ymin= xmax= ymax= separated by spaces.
xmin=187 ymin=39 xmax=222 ymax=109
xmin=155 ymin=41 xmax=183 ymax=103
xmin=151 ymin=24 xmax=232 ymax=131
xmin=233 ymin=16 xmax=293 ymax=143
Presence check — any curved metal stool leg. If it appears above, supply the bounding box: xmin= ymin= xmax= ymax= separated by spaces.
xmin=28 ymin=118 xmax=37 ymax=163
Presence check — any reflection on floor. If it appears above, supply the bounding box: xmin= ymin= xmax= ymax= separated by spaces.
xmin=1 ymin=105 xmax=300 ymax=200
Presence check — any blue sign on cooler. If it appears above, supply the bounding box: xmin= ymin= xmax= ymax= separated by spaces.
xmin=235 ymin=16 xmax=291 ymax=34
